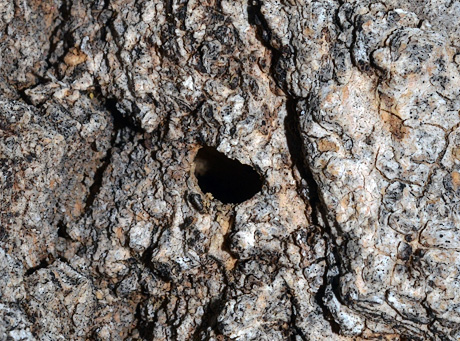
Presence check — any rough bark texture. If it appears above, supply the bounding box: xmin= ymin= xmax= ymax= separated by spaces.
xmin=1 ymin=0 xmax=460 ymax=340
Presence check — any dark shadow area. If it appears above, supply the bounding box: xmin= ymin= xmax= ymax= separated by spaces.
xmin=284 ymin=98 xmax=319 ymax=224
xmin=194 ymin=146 xmax=263 ymax=204
xmin=192 ymin=295 xmax=226 ymax=340
xmin=247 ymin=0 xmax=289 ymax=94
xmin=57 ymin=220 xmax=71 ymax=240
xmin=83 ymin=97 xmax=142 ymax=214
xmin=105 ymin=98 xmax=144 ymax=133
xmin=285 ymin=99 xmax=341 ymax=335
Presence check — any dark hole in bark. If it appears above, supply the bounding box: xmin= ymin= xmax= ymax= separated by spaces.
xmin=194 ymin=146 xmax=263 ymax=204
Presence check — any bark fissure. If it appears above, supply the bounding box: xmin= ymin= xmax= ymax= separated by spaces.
xmin=248 ymin=1 xmax=342 ymax=335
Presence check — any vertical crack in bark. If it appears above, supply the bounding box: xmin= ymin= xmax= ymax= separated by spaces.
xmin=192 ymin=288 xmax=228 ymax=340
xmin=247 ymin=0 xmax=342 ymax=335
xmin=46 ymin=0 xmax=73 ymax=75
xmin=285 ymin=95 xmax=342 ymax=335
xmin=83 ymin=96 xmax=141 ymax=215
xmin=82 ymin=99 xmax=117 ymax=214
xmin=286 ymin=284 xmax=308 ymax=341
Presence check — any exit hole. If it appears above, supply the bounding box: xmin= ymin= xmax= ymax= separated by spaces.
xmin=194 ymin=146 xmax=263 ymax=204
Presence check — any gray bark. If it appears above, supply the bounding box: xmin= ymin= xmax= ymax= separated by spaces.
xmin=1 ymin=0 xmax=460 ymax=339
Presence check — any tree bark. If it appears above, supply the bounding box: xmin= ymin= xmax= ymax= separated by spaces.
xmin=1 ymin=0 xmax=460 ymax=339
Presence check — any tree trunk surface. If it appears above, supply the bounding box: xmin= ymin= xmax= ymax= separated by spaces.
xmin=1 ymin=0 xmax=459 ymax=339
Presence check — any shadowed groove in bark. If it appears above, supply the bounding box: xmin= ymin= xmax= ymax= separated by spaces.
xmin=84 ymin=96 xmax=142 ymax=214
xmin=247 ymin=0 xmax=289 ymax=93
xmin=24 ymin=258 xmax=51 ymax=276
xmin=82 ymin=98 xmax=117 ymax=213
xmin=192 ymin=294 xmax=227 ymax=340
xmin=45 ymin=0 xmax=74 ymax=75
xmin=247 ymin=0 xmax=342 ymax=335
xmin=285 ymin=97 xmax=342 ymax=335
